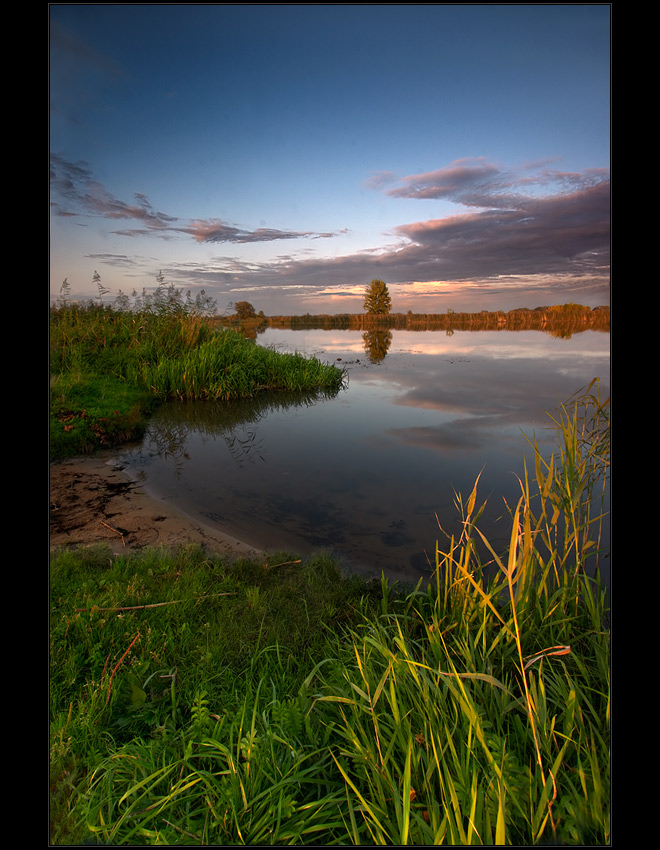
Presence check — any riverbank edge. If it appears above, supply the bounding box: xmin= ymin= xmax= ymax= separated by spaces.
xmin=49 ymin=452 xmax=267 ymax=562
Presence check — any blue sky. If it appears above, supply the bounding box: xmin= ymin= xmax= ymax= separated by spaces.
xmin=50 ymin=4 xmax=610 ymax=315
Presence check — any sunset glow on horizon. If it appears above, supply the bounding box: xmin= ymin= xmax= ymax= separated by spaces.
xmin=50 ymin=4 xmax=610 ymax=315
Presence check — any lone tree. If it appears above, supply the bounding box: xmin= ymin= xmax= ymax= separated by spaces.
xmin=363 ymin=279 xmax=392 ymax=315
xmin=234 ymin=301 xmax=257 ymax=320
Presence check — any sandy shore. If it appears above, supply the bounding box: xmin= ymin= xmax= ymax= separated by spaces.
xmin=49 ymin=452 xmax=267 ymax=561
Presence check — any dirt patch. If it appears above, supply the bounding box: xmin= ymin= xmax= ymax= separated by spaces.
xmin=49 ymin=453 xmax=266 ymax=561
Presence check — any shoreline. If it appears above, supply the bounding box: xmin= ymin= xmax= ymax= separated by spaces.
xmin=49 ymin=452 xmax=267 ymax=561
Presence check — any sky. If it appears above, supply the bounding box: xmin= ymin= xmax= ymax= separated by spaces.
xmin=49 ymin=4 xmax=611 ymax=315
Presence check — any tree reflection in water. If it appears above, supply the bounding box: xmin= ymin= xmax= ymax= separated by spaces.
xmin=362 ymin=329 xmax=392 ymax=363
xmin=143 ymin=388 xmax=344 ymax=471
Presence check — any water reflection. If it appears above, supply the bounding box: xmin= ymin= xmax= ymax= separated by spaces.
xmin=362 ymin=328 xmax=392 ymax=363
xmin=120 ymin=328 xmax=610 ymax=586
xmin=143 ymin=391 xmax=334 ymax=466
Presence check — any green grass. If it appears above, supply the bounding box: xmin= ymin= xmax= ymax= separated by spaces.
xmin=141 ymin=331 xmax=345 ymax=401
xmin=49 ymin=548 xmax=382 ymax=844
xmin=50 ymin=383 xmax=609 ymax=845
xmin=50 ymin=303 xmax=346 ymax=459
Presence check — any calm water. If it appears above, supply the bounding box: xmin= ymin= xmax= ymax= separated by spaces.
xmin=119 ymin=327 xmax=610 ymax=586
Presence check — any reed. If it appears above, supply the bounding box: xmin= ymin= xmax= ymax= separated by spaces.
xmin=308 ymin=381 xmax=609 ymax=845
xmin=50 ymin=384 xmax=609 ymax=844
xmin=140 ymin=330 xmax=346 ymax=401
xmin=50 ymin=304 xmax=346 ymax=458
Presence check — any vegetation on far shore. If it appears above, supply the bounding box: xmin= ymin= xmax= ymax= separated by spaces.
xmin=218 ymin=302 xmax=610 ymax=338
xmin=50 ymin=282 xmax=610 ymax=844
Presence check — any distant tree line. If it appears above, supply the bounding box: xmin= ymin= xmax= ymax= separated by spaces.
xmin=216 ymin=278 xmax=608 ymax=338
xmin=251 ymin=304 xmax=609 ymax=337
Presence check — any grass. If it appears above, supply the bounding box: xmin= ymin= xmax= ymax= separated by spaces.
xmin=49 ymin=548 xmax=382 ymax=844
xmin=141 ymin=331 xmax=345 ymax=401
xmin=50 ymin=303 xmax=346 ymax=459
xmin=49 ymin=383 xmax=609 ymax=845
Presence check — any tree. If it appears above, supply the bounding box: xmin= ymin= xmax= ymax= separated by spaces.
xmin=363 ymin=279 xmax=392 ymax=315
xmin=235 ymin=301 xmax=257 ymax=320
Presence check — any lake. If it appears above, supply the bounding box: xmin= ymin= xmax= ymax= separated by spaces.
xmin=119 ymin=326 xmax=610 ymax=587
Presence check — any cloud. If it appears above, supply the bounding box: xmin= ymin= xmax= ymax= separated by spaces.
xmin=49 ymin=154 xmax=340 ymax=244
xmin=85 ymin=253 xmax=144 ymax=269
xmin=49 ymin=20 xmax=126 ymax=126
xmin=376 ymin=158 xmax=609 ymax=212
xmin=391 ymin=179 xmax=610 ymax=279
xmin=51 ymin=153 xmax=609 ymax=308
xmin=50 ymin=155 xmax=178 ymax=232
xmin=181 ymin=220 xmax=337 ymax=244
xmin=385 ymin=158 xmax=501 ymax=202
xmin=235 ymin=159 xmax=609 ymax=288
xmin=195 ymin=169 xmax=608 ymax=290
xmin=363 ymin=171 xmax=398 ymax=190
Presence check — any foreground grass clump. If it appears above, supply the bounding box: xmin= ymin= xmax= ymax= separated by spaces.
xmin=49 ymin=303 xmax=346 ymax=459
xmin=50 ymin=384 xmax=609 ymax=845
xmin=49 ymin=547 xmax=381 ymax=844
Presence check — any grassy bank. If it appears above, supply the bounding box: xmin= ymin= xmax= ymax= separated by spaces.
xmin=50 ymin=383 xmax=610 ymax=845
xmin=50 ymin=303 xmax=346 ymax=460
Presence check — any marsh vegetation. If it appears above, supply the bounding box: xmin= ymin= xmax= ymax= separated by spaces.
xmin=50 ymin=302 xmax=346 ymax=460
xmin=50 ymin=298 xmax=610 ymax=844
xmin=50 ymin=384 xmax=609 ymax=844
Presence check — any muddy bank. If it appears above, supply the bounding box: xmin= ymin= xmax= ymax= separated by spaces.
xmin=49 ymin=453 xmax=266 ymax=561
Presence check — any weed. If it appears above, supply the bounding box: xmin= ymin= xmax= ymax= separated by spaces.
xmin=50 ymin=385 xmax=609 ymax=844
